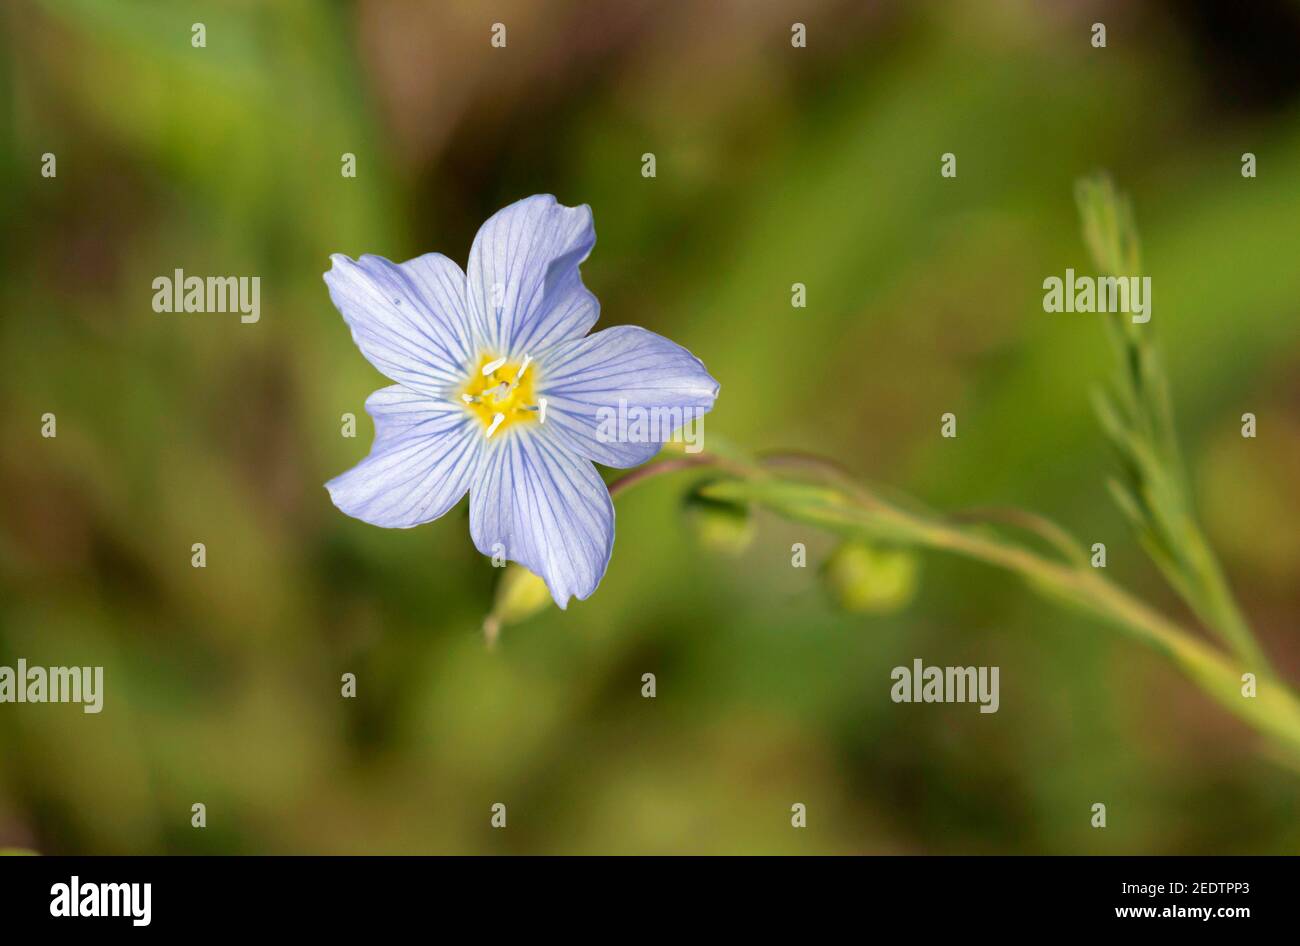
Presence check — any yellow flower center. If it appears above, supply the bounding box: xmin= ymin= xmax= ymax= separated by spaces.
xmin=458 ymin=353 xmax=544 ymax=437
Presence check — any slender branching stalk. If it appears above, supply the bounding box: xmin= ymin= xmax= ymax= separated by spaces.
xmin=1078 ymin=176 xmax=1271 ymax=674
xmin=608 ymin=444 xmax=1300 ymax=765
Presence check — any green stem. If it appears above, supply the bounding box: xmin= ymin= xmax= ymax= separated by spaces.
xmin=1077 ymin=175 xmax=1271 ymax=677
xmin=1181 ymin=528 xmax=1272 ymax=675
xmin=614 ymin=447 xmax=1300 ymax=764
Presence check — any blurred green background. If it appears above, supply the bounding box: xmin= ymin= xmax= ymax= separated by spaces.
xmin=2 ymin=0 xmax=1299 ymax=854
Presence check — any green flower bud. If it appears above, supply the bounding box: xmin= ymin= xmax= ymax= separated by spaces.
xmin=821 ymin=541 xmax=919 ymax=614
xmin=683 ymin=481 xmax=756 ymax=556
xmin=483 ymin=564 xmax=553 ymax=646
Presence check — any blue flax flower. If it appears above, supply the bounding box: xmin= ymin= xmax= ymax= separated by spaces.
xmin=325 ymin=195 xmax=720 ymax=607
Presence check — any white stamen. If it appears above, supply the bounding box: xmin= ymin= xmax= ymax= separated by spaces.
xmin=538 ymin=397 xmax=548 ymax=424
xmin=482 ymin=356 xmax=507 ymax=376
xmin=461 ymin=393 xmax=476 ymax=404
xmin=514 ymin=354 xmax=533 ymax=380
xmin=485 ymin=413 xmax=506 ymax=438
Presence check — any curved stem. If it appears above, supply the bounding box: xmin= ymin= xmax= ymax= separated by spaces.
xmin=613 ymin=446 xmax=1300 ymax=763
xmin=945 ymin=506 xmax=1088 ymax=567
xmin=607 ymin=454 xmax=720 ymax=498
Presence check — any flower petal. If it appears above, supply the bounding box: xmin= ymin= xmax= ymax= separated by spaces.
xmin=326 ymin=385 xmax=481 ymax=528
xmin=466 ymin=195 xmax=599 ymax=359
xmin=325 ymin=253 xmax=476 ymax=397
xmin=469 ymin=431 xmax=614 ymax=609
xmin=537 ymin=325 xmax=720 ymax=468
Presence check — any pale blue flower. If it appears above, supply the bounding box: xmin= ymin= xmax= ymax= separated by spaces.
xmin=325 ymin=195 xmax=720 ymax=608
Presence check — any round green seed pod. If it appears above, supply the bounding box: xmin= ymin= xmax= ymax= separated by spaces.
xmin=820 ymin=541 xmax=920 ymax=614
xmin=483 ymin=563 xmax=553 ymax=645
xmin=683 ymin=483 xmax=756 ymax=556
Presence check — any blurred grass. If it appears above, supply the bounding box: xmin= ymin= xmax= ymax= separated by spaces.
xmin=1 ymin=0 xmax=1298 ymax=853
